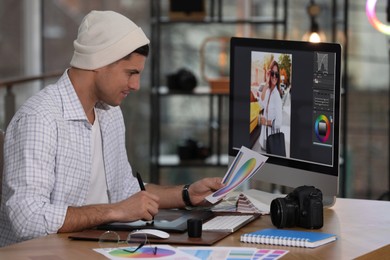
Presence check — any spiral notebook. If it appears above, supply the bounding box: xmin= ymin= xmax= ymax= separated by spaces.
xmin=240 ymin=228 xmax=337 ymax=248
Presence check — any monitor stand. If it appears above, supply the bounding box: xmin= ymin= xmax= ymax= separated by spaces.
xmin=241 ymin=189 xmax=336 ymax=209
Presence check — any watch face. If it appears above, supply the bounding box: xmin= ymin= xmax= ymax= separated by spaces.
xmin=307 ymin=3 xmax=321 ymax=17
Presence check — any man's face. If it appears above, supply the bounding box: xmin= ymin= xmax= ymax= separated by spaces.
xmin=94 ymin=53 xmax=146 ymax=106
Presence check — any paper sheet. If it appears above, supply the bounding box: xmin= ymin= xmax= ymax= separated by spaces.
xmin=206 ymin=146 xmax=268 ymax=204
xmin=94 ymin=244 xmax=197 ymax=260
xmin=178 ymin=246 xmax=288 ymax=260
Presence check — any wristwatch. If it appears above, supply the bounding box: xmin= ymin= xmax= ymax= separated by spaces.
xmin=182 ymin=184 xmax=194 ymax=207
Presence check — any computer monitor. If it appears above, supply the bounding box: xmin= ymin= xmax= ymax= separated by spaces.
xmin=228 ymin=37 xmax=341 ymax=206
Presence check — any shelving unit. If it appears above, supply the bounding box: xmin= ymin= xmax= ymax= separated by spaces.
xmin=152 ymin=86 xmax=229 ymax=163
xmin=149 ymin=0 xmax=288 ymax=184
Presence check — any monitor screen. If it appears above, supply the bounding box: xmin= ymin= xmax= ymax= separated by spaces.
xmin=228 ymin=37 xmax=341 ymax=206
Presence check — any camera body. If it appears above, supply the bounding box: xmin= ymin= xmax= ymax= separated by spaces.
xmin=270 ymin=185 xmax=323 ymax=229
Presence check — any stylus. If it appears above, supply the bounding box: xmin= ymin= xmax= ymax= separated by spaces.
xmin=136 ymin=172 xmax=154 ymax=224
xmin=136 ymin=171 xmax=146 ymax=191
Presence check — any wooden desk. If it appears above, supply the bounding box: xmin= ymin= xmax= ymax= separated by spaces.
xmin=0 ymin=198 xmax=389 ymax=259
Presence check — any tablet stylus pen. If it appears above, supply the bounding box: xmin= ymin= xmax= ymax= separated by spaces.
xmin=136 ymin=172 xmax=154 ymax=224
xmin=136 ymin=172 xmax=146 ymax=191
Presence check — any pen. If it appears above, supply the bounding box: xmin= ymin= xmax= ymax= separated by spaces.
xmin=136 ymin=172 xmax=154 ymax=224
xmin=136 ymin=172 xmax=146 ymax=191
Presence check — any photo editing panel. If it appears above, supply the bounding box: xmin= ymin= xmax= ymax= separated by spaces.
xmin=312 ymin=52 xmax=335 ymax=150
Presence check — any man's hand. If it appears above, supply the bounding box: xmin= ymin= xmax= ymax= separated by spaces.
xmin=111 ymin=191 xmax=159 ymax=222
xmin=188 ymin=177 xmax=224 ymax=206
xmin=58 ymin=191 xmax=159 ymax=233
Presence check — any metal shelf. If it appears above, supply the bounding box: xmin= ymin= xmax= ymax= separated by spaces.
xmin=152 ymin=86 xmax=228 ymax=95
xmin=149 ymin=0 xmax=288 ymax=184
xmin=152 ymin=16 xmax=287 ymax=25
xmin=154 ymin=154 xmax=229 ymax=168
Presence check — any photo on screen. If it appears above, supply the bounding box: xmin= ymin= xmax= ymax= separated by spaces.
xmin=249 ymin=51 xmax=292 ymax=158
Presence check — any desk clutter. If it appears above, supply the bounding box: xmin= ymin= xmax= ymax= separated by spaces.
xmin=70 ymin=188 xmax=331 ymax=259
xmin=4 ymin=198 xmax=390 ymax=259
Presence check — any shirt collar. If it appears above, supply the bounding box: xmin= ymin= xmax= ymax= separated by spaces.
xmin=58 ymin=69 xmax=111 ymax=121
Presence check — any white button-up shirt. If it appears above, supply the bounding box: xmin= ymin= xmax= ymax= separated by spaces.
xmin=0 ymin=70 xmax=140 ymax=246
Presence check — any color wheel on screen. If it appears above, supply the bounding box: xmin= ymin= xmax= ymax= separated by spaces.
xmin=314 ymin=114 xmax=331 ymax=142
xmin=109 ymin=247 xmax=175 ymax=258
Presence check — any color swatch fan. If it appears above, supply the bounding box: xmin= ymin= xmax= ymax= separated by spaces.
xmin=206 ymin=146 xmax=268 ymax=204
xmin=236 ymin=193 xmax=263 ymax=214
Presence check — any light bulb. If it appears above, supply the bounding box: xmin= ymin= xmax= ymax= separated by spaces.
xmin=309 ymin=32 xmax=321 ymax=43
xmin=302 ymin=30 xmax=326 ymax=43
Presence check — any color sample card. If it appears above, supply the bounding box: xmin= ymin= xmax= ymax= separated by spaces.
xmin=251 ymin=249 xmax=289 ymax=259
xmin=178 ymin=246 xmax=289 ymax=260
xmin=206 ymin=146 xmax=268 ymax=204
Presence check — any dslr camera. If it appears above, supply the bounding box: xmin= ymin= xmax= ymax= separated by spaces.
xmin=270 ymin=185 xmax=323 ymax=229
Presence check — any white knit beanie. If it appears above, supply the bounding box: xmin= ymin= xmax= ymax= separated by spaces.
xmin=70 ymin=10 xmax=150 ymax=70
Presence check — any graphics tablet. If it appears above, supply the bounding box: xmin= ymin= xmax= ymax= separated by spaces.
xmin=97 ymin=209 xmax=214 ymax=233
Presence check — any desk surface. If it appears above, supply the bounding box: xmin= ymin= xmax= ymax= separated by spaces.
xmin=0 ymin=198 xmax=389 ymax=259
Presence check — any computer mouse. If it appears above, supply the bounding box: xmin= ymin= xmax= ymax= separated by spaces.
xmin=132 ymin=229 xmax=170 ymax=239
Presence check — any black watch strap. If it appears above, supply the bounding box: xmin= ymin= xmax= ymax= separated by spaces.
xmin=182 ymin=184 xmax=194 ymax=207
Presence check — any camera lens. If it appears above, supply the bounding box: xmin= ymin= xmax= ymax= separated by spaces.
xmin=270 ymin=197 xmax=299 ymax=228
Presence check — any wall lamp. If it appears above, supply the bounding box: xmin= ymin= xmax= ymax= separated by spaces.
xmin=302 ymin=0 xmax=326 ymax=43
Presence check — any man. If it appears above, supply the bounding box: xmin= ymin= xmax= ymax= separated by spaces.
xmin=0 ymin=10 xmax=223 ymax=247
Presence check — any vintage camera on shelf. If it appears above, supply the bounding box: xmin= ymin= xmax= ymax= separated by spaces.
xmin=177 ymin=138 xmax=210 ymax=160
xmin=167 ymin=68 xmax=197 ymax=92
xmin=270 ymin=185 xmax=323 ymax=229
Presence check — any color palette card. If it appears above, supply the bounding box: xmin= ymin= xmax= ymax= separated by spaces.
xmin=206 ymin=146 xmax=268 ymax=204
xmin=94 ymin=244 xmax=197 ymax=260
xmin=178 ymin=246 xmax=288 ymax=260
